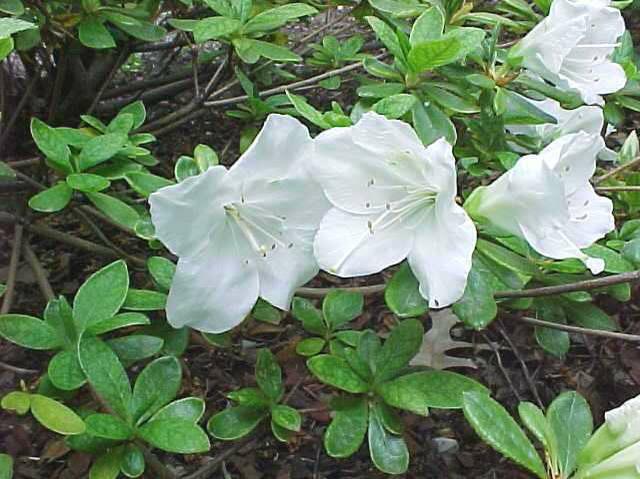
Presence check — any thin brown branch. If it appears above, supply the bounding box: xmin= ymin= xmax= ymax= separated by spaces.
xmin=1 ymin=224 xmax=24 ymax=314
xmin=595 ymin=156 xmax=640 ymax=184
xmin=85 ymin=46 xmax=130 ymax=118
xmin=0 ymin=67 xmax=41 ymax=152
xmin=596 ymin=186 xmax=640 ymax=192
xmin=516 ymin=316 xmax=640 ymax=342
xmin=22 ymin=241 xmax=55 ymax=301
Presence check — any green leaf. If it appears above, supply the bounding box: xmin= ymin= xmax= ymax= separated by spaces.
xmin=120 ymin=101 xmax=146 ymax=129
xmin=324 ymin=396 xmax=368 ymax=458
xmin=271 ymin=418 xmax=294 ymax=442
xmin=73 ymin=260 xmax=129 ymax=332
xmin=90 ymin=448 xmax=123 ymax=479
xmin=307 ymin=354 xmax=369 ymax=393
xmin=151 ymin=397 xmax=205 ymax=423
xmin=227 ymin=387 xmax=270 ymax=408
xmin=193 ymin=144 xmax=218 ymax=171
xmin=0 ymin=161 xmax=15 ymax=179
xmin=534 ymin=299 xmax=569 ymax=358
xmin=476 ymin=239 xmax=538 ymax=278
xmin=252 ymin=299 xmax=281 ymax=324
xmin=356 ymin=82 xmax=406 ymax=98
xmin=500 ymin=89 xmax=557 ymax=125
xmin=374 ymin=319 xmax=424 ymax=382
xmin=30 ymin=394 xmax=86 ymax=435
xmin=174 ymin=156 xmax=199 ymax=182
xmin=366 ymin=16 xmax=405 ymax=63
xmin=582 ymin=244 xmax=634 ymax=273
xmin=0 ymin=284 xmax=5 ymax=297
xmin=240 ymin=39 xmax=301 ymax=62
xmin=1 ymin=391 xmax=31 ymax=414
xmin=378 ymin=371 xmax=489 ymax=414
xmin=412 ymin=100 xmax=456 ymax=145
xmin=242 ymin=3 xmax=317 ymax=34
xmin=124 ymin=172 xmax=173 ymax=198
xmin=78 ymin=16 xmax=116 ymax=49
xmin=108 ymin=335 xmax=164 ymax=365
xmin=322 ymin=290 xmax=363 ymax=329
xmin=462 ymin=392 xmax=546 ymax=478
xmin=87 ymin=312 xmax=150 ymax=335
xmin=291 ymin=297 xmax=326 ymax=335
xmin=79 ymin=337 xmax=132 ymax=421
xmin=0 ymin=18 xmax=34 ymax=36
xmin=207 ymin=405 xmax=268 ymax=440
xmin=102 ymin=11 xmax=166 ymax=42
xmin=120 ymin=443 xmax=145 ymax=478
xmin=255 ymin=349 xmax=283 ymax=402
xmin=48 ymin=350 xmax=86 ymax=391
xmin=85 ymin=413 xmax=133 ymax=440
xmin=368 ymin=405 xmax=409 ymax=474
xmin=86 ymin=192 xmax=140 ymax=230
xmin=452 ymin=255 xmax=498 ymax=329
xmin=122 ymin=289 xmax=167 ymax=311
xmin=385 ymin=263 xmax=428 ymax=318
xmin=107 ymin=113 xmax=134 ymax=135
xmin=296 ymin=337 xmax=326 ymax=356
xmin=146 ymin=257 xmax=175 ymax=292
xmin=410 ymin=7 xmax=444 ymax=45
xmin=0 ymin=453 xmax=12 ymax=479
xmin=373 ymin=94 xmax=417 ymax=119
xmin=547 ymin=391 xmax=593 ymax=477
xmin=28 ymin=182 xmax=73 ymax=213
xmin=138 ymin=418 xmax=210 ymax=453
xmin=66 ymin=173 xmax=111 ymax=192
xmin=271 ymin=404 xmax=301 ymax=432
xmin=30 ymin=118 xmax=71 ymax=171
xmin=561 ymin=301 xmax=617 ymax=331
xmin=286 ymin=91 xmax=330 ymax=129
xmin=78 ymin=133 xmax=127 ymax=170
xmin=0 ymin=314 xmax=61 ymax=350
xmin=0 ymin=37 xmax=13 ymax=62
xmin=408 ymin=36 xmax=462 ymax=71
xmin=132 ymin=356 xmax=182 ymax=424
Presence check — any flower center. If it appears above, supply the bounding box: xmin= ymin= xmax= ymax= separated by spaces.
xmin=224 ymin=203 xmax=289 ymax=259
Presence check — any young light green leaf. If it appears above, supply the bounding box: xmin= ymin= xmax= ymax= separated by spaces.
xmin=373 ymin=94 xmax=417 ymax=119
xmin=86 ymin=192 xmax=140 ymax=230
xmin=151 ymin=397 xmax=205 ymax=423
xmin=518 ymin=402 xmax=558 ymax=458
xmin=48 ymin=350 xmax=86 ymax=391
xmin=78 ymin=133 xmax=127 ymax=170
xmin=1 ymin=391 xmax=31 ymax=415
xmin=410 ymin=7 xmax=444 ymax=45
xmin=73 ymin=260 xmax=129 ymax=331
xmin=462 ymin=392 xmax=546 ymax=478
xmin=242 ymin=3 xmax=317 ymax=34
xmin=30 ymin=394 xmax=86 ymax=435
xmin=87 ymin=312 xmax=150 ymax=336
xmin=0 ymin=453 xmax=12 ymax=479
xmin=322 ymin=290 xmax=363 ymax=329
xmin=28 ymin=182 xmax=73 ymax=213
xmin=122 ymin=289 xmax=167 ymax=311
xmin=66 ymin=173 xmax=111 ymax=192
xmin=296 ymin=337 xmax=326 ymax=356
xmin=119 ymin=101 xmax=147 ymax=129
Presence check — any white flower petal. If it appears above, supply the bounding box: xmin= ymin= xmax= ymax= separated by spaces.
xmin=313 ymin=112 xmax=430 ymax=214
xmin=149 ymin=166 xmax=236 ymax=257
xmin=228 ymin=114 xmax=314 ymax=183
xmin=313 ymin=207 xmax=415 ymax=277
xmin=408 ymin=201 xmax=476 ymax=308
xmin=565 ymin=183 xmax=615 ymax=248
xmin=539 ymin=132 xmax=603 ymax=195
xmin=166 ymin=221 xmax=260 ymax=333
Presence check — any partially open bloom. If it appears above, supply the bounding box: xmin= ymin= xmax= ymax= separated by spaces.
xmin=149 ymin=115 xmax=329 ymax=333
xmin=312 ymin=112 xmax=477 ymax=308
xmin=512 ymin=0 xmax=626 ymax=105
xmin=575 ymin=394 xmax=640 ymax=478
xmin=466 ymin=132 xmax=614 ymax=273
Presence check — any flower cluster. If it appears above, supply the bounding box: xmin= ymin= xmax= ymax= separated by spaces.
xmin=150 ymin=106 xmax=615 ymax=332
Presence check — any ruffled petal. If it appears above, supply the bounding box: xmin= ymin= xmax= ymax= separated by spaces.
xmin=165 ymin=221 xmax=260 ymax=333
xmin=149 ymin=166 xmax=236 ymax=257
xmin=408 ymin=200 xmax=476 ymax=308
xmin=313 ymin=207 xmax=415 ymax=277
xmin=564 ymin=183 xmax=615 ymax=248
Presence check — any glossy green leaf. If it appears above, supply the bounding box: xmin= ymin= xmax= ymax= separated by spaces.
xmin=385 ymin=263 xmax=428 ymax=318
xmin=120 ymin=443 xmax=145 ymax=478
xmin=108 ymin=335 xmax=164 ymax=366
xmin=207 ymin=405 xmax=268 ymax=440
xmin=73 ymin=260 xmax=129 ymax=331
xmin=518 ymin=402 xmax=557 ymax=457
xmin=307 ymin=355 xmax=369 ymax=393
xmin=120 ymin=101 xmax=146 ymax=129
xmin=452 ymin=255 xmax=498 ymax=329
xmin=192 ymin=16 xmax=241 ymax=42
xmin=124 ymin=172 xmax=173 ymax=198
xmin=410 ymin=7 xmax=444 ymax=45
xmin=66 ymin=173 xmax=111 ymax=192
xmin=131 ymin=356 xmax=182 ymax=424
xmin=78 ymin=16 xmax=116 ymax=49
xmin=462 ymin=392 xmax=546 ymax=478
xmin=79 ymin=337 xmax=132 ymax=421
xmin=271 ymin=404 xmax=301 ymax=432
xmin=242 ymin=3 xmax=316 ymax=34
xmin=30 ymin=118 xmax=71 ymax=171
xmin=30 ymin=394 xmax=86 ymax=435
xmin=138 ymin=418 xmax=210 ymax=453
xmin=87 ymin=312 xmax=150 ymax=335
xmin=151 ymin=397 xmax=205 ymax=423
xmin=78 ymin=133 xmax=127 ymax=170
xmin=322 ymin=290 xmax=363 ymax=329
xmin=28 ymin=182 xmax=73 ymax=213
xmin=147 ymin=257 xmax=175 ymax=292
xmin=378 ymin=371 xmax=489 ymax=414
xmin=324 ymin=396 xmax=368 ymax=458
xmin=374 ymin=319 xmax=424 ymax=382
xmin=86 ymin=192 xmax=140 ymax=230
xmin=368 ymin=405 xmax=409 ymax=474
xmin=1 ymin=391 xmax=31 ymax=414
xmin=0 ymin=314 xmax=61 ymax=350
xmin=122 ymin=289 xmax=167 ymax=311
xmin=547 ymin=391 xmax=593 ymax=477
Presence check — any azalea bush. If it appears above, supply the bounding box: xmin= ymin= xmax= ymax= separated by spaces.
xmin=2 ymin=0 xmax=640 ymax=477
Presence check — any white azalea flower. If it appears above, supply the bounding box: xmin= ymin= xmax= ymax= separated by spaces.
xmin=149 ymin=115 xmax=330 ymax=333
xmin=312 ymin=112 xmax=477 ymax=308
xmin=507 ymin=95 xmax=604 ymax=141
xmin=466 ymin=131 xmax=614 ymax=274
xmin=513 ymin=0 xmax=626 ymax=105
